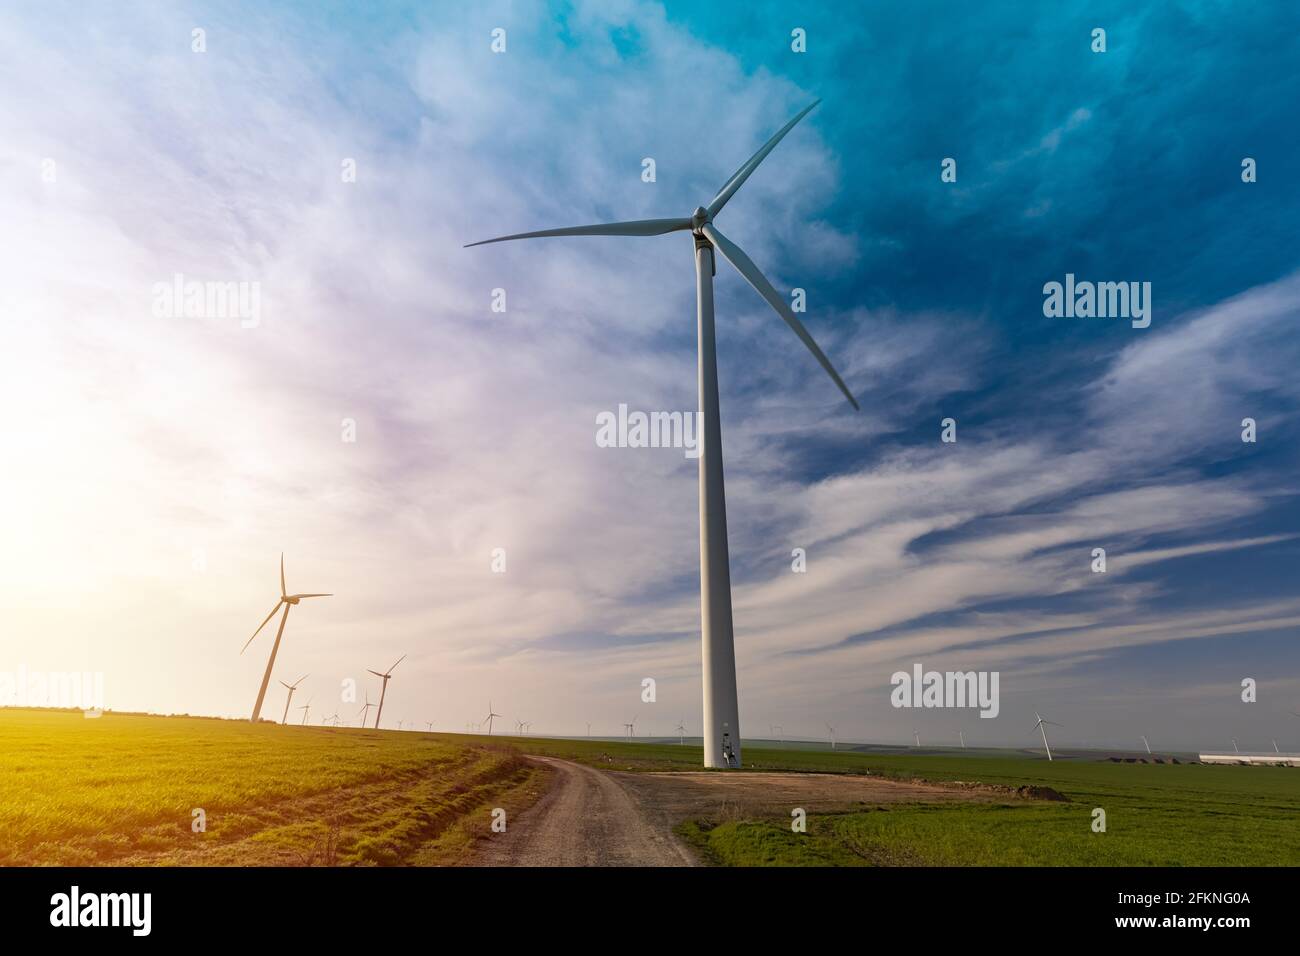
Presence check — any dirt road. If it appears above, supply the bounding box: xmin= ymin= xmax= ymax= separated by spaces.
xmin=475 ymin=756 xmax=990 ymax=867
xmin=475 ymin=756 xmax=698 ymax=866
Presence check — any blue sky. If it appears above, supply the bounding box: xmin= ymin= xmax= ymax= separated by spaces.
xmin=2 ymin=0 xmax=1298 ymax=750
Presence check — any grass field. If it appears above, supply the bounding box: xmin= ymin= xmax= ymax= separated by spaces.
xmin=0 ymin=709 xmax=545 ymax=866
xmin=5 ymin=712 xmax=1296 ymax=867
xmin=472 ymin=734 xmax=1300 ymax=866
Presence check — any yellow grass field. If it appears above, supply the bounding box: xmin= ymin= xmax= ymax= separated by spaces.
xmin=0 ymin=709 xmax=546 ymax=866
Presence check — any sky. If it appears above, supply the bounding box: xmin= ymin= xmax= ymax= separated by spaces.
xmin=2 ymin=0 xmax=1299 ymax=751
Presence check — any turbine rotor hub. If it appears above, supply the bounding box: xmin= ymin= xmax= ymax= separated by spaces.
xmin=690 ymin=206 xmax=710 ymax=231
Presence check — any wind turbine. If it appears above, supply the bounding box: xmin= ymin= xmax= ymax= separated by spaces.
xmin=357 ymin=692 xmax=375 ymax=728
xmin=426 ymin=721 xmax=435 ymax=732
xmin=466 ymin=101 xmax=856 ymax=768
xmin=1272 ymin=739 xmax=1280 ymax=754
xmin=586 ymin=722 xmax=591 ymax=738
xmin=326 ymin=711 xmax=340 ymax=727
xmin=278 ymin=674 xmax=308 ymax=725
xmin=959 ymin=730 xmax=966 ymax=749
xmin=913 ymin=730 xmax=921 ymax=747
xmin=676 ymin=721 xmax=687 ymax=746
xmin=366 ymin=654 xmax=405 ymax=729
xmin=1232 ymin=737 xmax=1240 ymax=754
xmin=514 ymin=719 xmax=524 ymax=735
xmin=774 ymin=724 xmax=784 ymax=745
xmin=826 ymin=723 xmax=836 ymax=751
xmin=1032 ymin=711 xmax=1062 ymax=761
xmin=298 ymin=698 xmax=312 ymax=726
xmin=1141 ymin=735 xmax=1152 ymax=755
xmin=481 ymin=702 xmax=502 ymax=736
xmin=241 ymin=554 xmax=331 ymax=722
xmin=624 ymin=718 xmax=637 ymax=741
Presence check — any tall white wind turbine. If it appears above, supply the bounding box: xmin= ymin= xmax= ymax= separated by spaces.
xmin=1141 ymin=735 xmax=1151 ymax=755
xmin=676 ymin=721 xmax=687 ymax=746
xmin=1033 ymin=711 xmax=1062 ymax=761
xmin=278 ymin=674 xmax=309 ymax=725
xmin=913 ymin=730 xmax=921 ymax=747
xmin=298 ymin=698 xmax=312 ymax=726
xmin=242 ymin=554 xmax=331 ymax=723
xmin=367 ymin=654 xmax=406 ymax=729
xmin=466 ymin=101 xmax=857 ymax=768
xmin=959 ymin=730 xmax=966 ymax=749
xmin=826 ymin=722 xmax=837 ymax=751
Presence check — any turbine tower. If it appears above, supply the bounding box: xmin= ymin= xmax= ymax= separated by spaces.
xmin=826 ymin=722 xmax=836 ymax=751
xmin=298 ymin=698 xmax=312 ymax=726
xmin=959 ymin=730 xmax=966 ymax=749
xmin=1033 ymin=711 xmax=1062 ymax=761
xmin=367 ymin=654 xmax=405 ymax=729
xmin=278 ymin=674 xmax=308 ymax=725
xmin=241 ymin=554 xmax=331 ymax=723
xmin=676 ymin=721 xmax=687 ymax=746
xmin=466 ymin=101 xmax=856 ymax=767
xmin=913 ymin=730 xmax=921 ymax=747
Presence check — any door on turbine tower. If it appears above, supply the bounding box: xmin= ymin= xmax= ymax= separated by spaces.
xmin=722 ymin=731 xmax=737 ymax=768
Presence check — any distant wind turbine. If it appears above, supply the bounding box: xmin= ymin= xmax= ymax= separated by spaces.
xmin=357 ymin=692 xmax=375 ymax=728
xmin=366 ymin=654 xmax=406 ymax=729
xmin=913 ymin=730 xmax=921 ymax=747
xmin=466 ymin=100 xmax=857 ymax=769
xmin=826 ymin=722 xmax=836 ymax=750
xmin=241 ymin=554 xmax=331 ymax=723
xmin=298 ymin=698 xmax=312 ymax=726
xmin=1033 ymin=711 xmax=1062 ymax=761
xmin=1272 ymin=739 xmax=1280 ymax=754
xmin=624 ymin=718 xmax=637 ymax=741
xmin=482 ymin=702 xmax=502 ymax=736
xmin=586 ymin=722 xmax=591 ymax=738
xmin=426 ymin=721 xmax=434 ymax=732
xmin=676 ymin=721 xmax=687 ymax=746
xmin=1232 ymin=737 xmax=1240 ymax=754
xmin=1141 ymin=735 xmax=1151 ymax=755
xmin=958 ymin=730 xmax=966 ymax=749
xmin=326 ymin=711 xmax=340 ymax=727
xmin=278 ymin=674 xmax=308 ymax=725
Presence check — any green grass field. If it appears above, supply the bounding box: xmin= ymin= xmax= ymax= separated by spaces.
xmin=0 ymin=709 xmax=544 ymax=865
xmin=5 ymin=712 xmax=1296 ymax=866
xmin=473 ymin=734 xmax=1300 ymax=866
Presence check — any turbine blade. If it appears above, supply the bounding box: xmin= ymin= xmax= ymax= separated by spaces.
xmin=707 ymin=100 xmax=820 ymax=218
xmin=367 ymin=670 xmax=385 ymax=678
xmin=242 ymin=601 xmax=283 ymax=654
xmin=291 ymin=593 xmax=332 ymax=599
xmin=294 ymin=674 xmax=309 ymax=687
xmin=701 ymin=223 xmax=858 ymax=409
xmin=464 ymin=218 xmax=692 ymax=248
xmin=280 ymin=553 xmax=287 ymax=598
xmin=388 ymin=654 xmax=406 ymax=673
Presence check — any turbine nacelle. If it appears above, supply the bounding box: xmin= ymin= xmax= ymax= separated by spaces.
xmin=690 ymin=205 xmax=710 ymax=232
